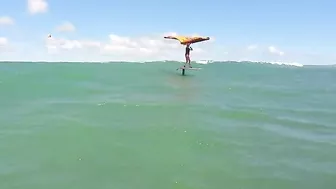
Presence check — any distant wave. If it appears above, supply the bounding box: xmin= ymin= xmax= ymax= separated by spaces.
xmin=109 ymin=60 xmax=304 ymax=67
xmin=0 ymin=60 xmax=303 ymax=67
xmin=230 ymin=60 xmax=303 ymax=67
xmin=133 ymin=60 xmax=303 ymax=67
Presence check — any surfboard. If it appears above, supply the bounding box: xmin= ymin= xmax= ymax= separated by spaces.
xmin=177 ymin=67 xmax=202 ymax=70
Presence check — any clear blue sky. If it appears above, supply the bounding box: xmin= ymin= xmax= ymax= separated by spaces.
xmin=0 ymin=0 xmax=335 ymax=64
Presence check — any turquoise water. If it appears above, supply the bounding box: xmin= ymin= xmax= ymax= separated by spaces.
xmin=1 ymin=61 xmax=335 ymax=189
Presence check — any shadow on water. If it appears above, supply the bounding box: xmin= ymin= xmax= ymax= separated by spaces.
xmin=163 ymin=69 xmax=200 ymax=103
xmin=158 ymin=66 xmax=197 ymax=77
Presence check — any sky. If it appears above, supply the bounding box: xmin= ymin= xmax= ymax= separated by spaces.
xmin=0 ymin=0 xmax=335 ymax=64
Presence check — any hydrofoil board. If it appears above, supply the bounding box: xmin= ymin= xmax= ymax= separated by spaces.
xmin=177 ymin=67 xmax=202 ymax=70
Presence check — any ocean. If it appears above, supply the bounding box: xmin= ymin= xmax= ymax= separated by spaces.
xmin=0 ymin=61 xmax=335 ymax=189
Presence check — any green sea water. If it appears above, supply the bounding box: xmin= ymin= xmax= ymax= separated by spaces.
xmin=0 ymin=61 xmax=335 ymax=189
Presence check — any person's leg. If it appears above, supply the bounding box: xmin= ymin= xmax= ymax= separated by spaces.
xmin=187 ymin=55 xmax=192 ymax=68
xmin=184 ymin=54 xmax=189 ymax=67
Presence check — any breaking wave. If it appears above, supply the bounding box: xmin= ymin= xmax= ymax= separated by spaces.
xmin=0 ymin=60 xmax=304 ymax=67
xmin=140 ymin=60 xmax=303 ymax=67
